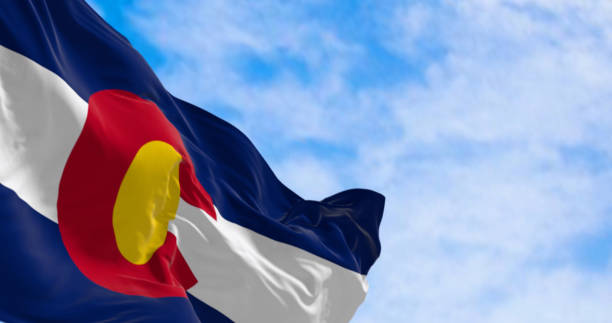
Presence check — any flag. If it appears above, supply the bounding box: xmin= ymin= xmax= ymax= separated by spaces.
xmin=0 ymin=1 xmax=384 ymax=322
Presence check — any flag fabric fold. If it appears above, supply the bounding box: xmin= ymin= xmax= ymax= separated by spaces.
xmin=0 ymin=1 xmax=384 ymax=322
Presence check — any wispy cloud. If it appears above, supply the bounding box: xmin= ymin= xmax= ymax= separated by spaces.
xmin=114 ymin=0 xmax=612 ymax=321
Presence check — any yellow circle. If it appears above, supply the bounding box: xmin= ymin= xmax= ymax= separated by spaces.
xmin=113 ymin=141 xmax=182 ymax=265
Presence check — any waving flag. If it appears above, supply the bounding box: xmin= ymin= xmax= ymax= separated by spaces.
xmin=0 ymin=1 xmax=384 ymax=322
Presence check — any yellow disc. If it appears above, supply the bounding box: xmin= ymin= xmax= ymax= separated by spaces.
xmin=113 ymin=141 xmax=182 ymax=265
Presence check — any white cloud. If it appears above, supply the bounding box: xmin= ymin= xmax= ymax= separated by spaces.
xmin=129 ymin=0 xmax=380 ymax=146
xmin=272 ymin=155 xmax=343 ymax=200
xmin=351 ymin=1 xmax=612 ymax=322
xmin=127 ymin=0 xmax=612 ymax=322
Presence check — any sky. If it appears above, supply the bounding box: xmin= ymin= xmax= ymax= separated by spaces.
xmin=86 ymin=1 xmax=612 ymax=322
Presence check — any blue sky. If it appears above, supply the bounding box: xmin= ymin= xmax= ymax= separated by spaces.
xmin=87 ymin=1 xmax=612 ymax=322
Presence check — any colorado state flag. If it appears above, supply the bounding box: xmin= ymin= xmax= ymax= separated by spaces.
xmin=0 ymin=1 xmax=384 ymax=322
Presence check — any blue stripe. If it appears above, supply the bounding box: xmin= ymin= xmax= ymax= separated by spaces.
xmin=188 ymin=294 xmax=234 ymax=323
xmin=0 ymin=184 xmax=231 ymax=322
xmin=0 ymin=0 xmax=382 ymax=274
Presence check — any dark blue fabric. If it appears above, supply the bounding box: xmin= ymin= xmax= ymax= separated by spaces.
xmin=188 ymin=294 xmax=234 ymax=323
xmin=0 ymin=0 xmax=385 ymax=321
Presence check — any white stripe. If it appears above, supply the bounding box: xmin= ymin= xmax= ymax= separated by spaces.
xmin=0 ymin=45 xmax=88 ymax=222
xmin=174 ymin=200 xmax=368 ymax=323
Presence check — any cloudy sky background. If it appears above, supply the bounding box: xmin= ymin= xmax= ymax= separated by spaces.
xmin=87 ymin=1 xmax=612 ymax=322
